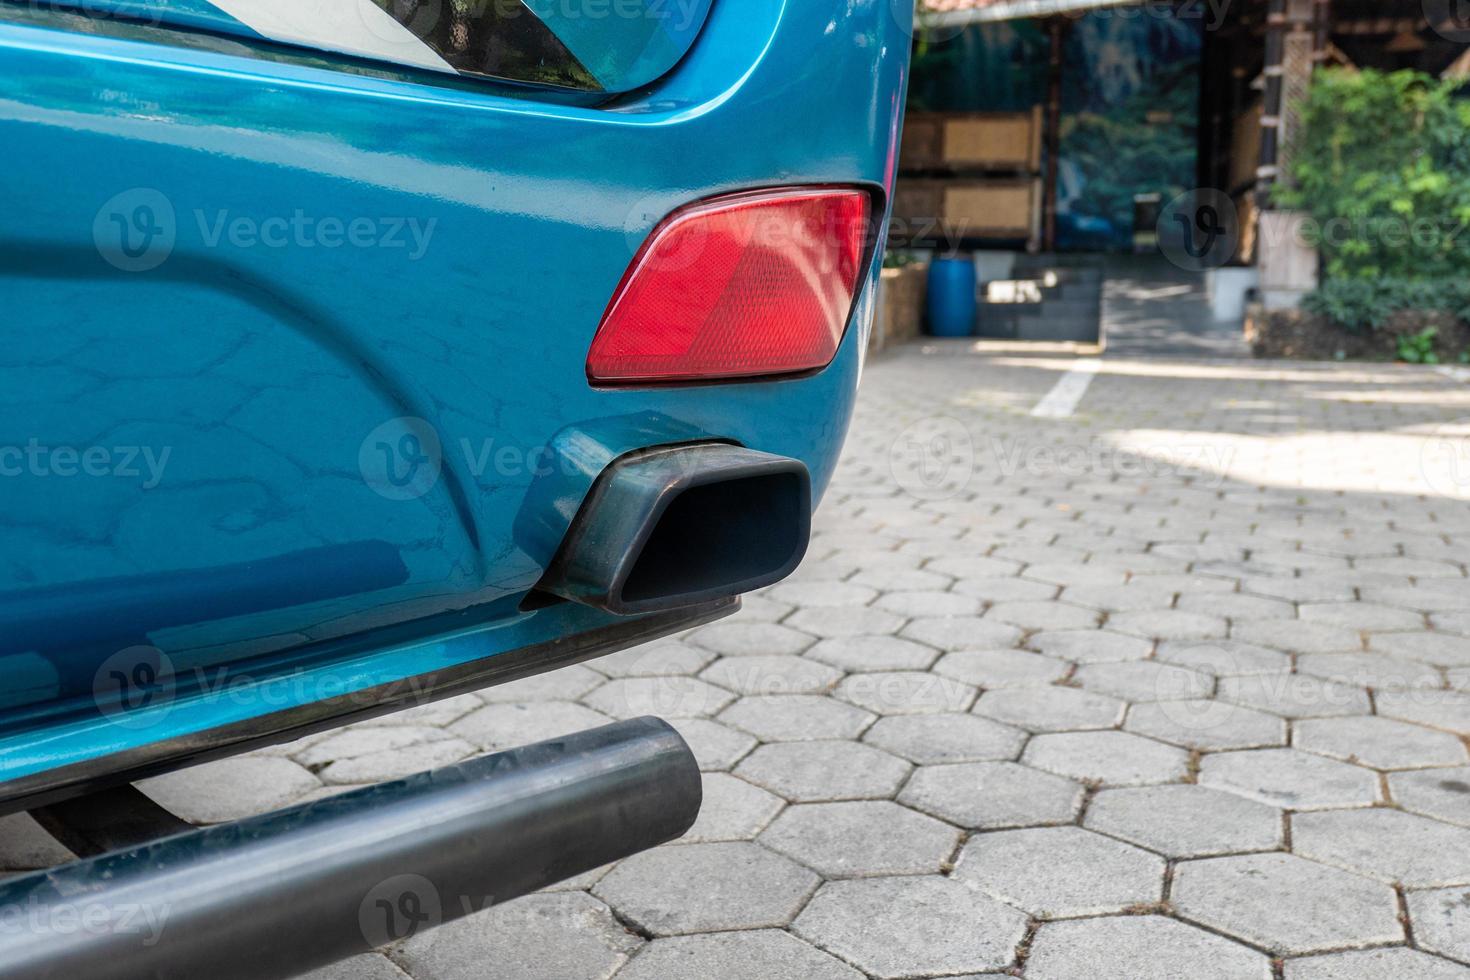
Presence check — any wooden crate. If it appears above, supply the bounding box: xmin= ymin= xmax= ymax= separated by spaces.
xmin=891 ymin=181 xmax=943 ymax=226
xmin=942 ymin=181 xmax=1037 ymax=239
xmin=940 ymin=109 xmax=1042 ymax=170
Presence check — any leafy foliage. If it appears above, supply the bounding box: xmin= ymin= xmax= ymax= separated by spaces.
xmin=1302 ymin=277 xmax=1470 ymax=333
xmin=1395 ymin=326 xmax=1441 ymax=365
xmin=1276 ymin=69 xmax=1470 ymax=284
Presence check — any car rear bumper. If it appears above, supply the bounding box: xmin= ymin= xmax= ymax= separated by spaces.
xmin=0 ymin=0 xmax=910 ymax=795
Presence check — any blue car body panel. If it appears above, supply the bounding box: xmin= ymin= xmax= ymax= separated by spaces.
xmin=38 ymin=0 xmax=715 ymax=93
xmin=0 ymin=0 xmax=910 ymax=803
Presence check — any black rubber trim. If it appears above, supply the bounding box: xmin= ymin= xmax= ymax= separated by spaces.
xmin=0 ymin=598 xmax=735 ymax=815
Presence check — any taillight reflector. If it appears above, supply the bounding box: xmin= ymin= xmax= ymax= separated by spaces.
xmin=587 ymin=188 xmax=871 ymax=384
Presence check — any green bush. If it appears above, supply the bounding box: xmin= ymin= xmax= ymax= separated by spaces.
xmin=1276 ymin=69 xmax=1470 ymax=284
xmin=1302 ymin=277 xmax=1470 ymax=333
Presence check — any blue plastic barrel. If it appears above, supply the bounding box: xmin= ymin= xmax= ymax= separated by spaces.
xmin=926 ymin=256 xmax=977 ymax=338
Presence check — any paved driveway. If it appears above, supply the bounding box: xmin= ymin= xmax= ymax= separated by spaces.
xmin=7 ymin=343 xmax=1470 ymax=979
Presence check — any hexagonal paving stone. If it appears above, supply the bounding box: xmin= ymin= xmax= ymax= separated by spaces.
xmin=792 ymin=876 xmax=1027 ymax=979
xmin=835 ymin=671 xmax=977 ymax=715
xmin=1295 ymin=652 xmax=1445 ymax=691
xmin=1232 ymin=619 xmax=1363 ymax=655
xmin=926 ymin=555 xmax=1024 ymax=579
xmin=1021 ymin=731 xmax=1190 ymax=786
xmin=1376 ymin=689 xmax=1470 ymax=736
xmin=1292 ymin=809 xmax=1470 ymax=887
xmin=1365 ymin=580 xmax=1470 ymax=613
xmin=1109 ymin=610 xmax=1229 ymax=642
xmin=956 ymin=576 xmax=1064 ymax=602
xmin=987 ymin=601 xmax=1100 ymax=631
xmin=1198 ymin=748 xmax=1380 ymax=809
xmin=591 ymin=641 xmax=715 ymax=678
xmin=850 ymin=567 xmax=954 ymax=592
xmin=1073 ymin=660 xmax=1213 ymax=702
xmin=314 ymin=734 xmax=474 ymax=785
xmin=952 ymin=826 xmax=1164 ymax=918
xmin=973 ymin=685 xmax=1126 ymax=733
xmin=1299 ymin=602 xmax=1428 ymax=632
xmin=1026 ymin=915 xmax=1272 ymax=980
xmin=1435 ymin=612 xmax=1470 ymax=636
xmin=592 ymin=842 xmax=818 ymax=936
xmin=478 ymin=664 xmax=604 ymax=703
xmin=1156 ymin=640 xmax=1292 ymax=677
xmin=1372 ymin=633 xmax=1470 ymax=669
xmin=786 ymin=606 xmax=906 ymax=639
xmin=874 ymin=590 xmax=982 ymax=618
xmin=898 ymin=761 xmax=1084 ymax=830
xmin=804 ymin=636 xmax=939 ymax=672
xmin=699 ymin=656 xmax=842 ymax=697
xmin=1408 ymin=887 xmax=1470 ymax=966
xmin=934 ymin=649 xmax=1069 ymax=688
xmin=899 ymin=617 xmax=1024 ymax=652
xmin=735 ymin=741 xmax=910 ymax=802
xmin=1217 ymin=674 xmax=1371 ymax=719
xmin=1294 ymin=716 xmax=1469 ymax=770
xmin=1172 ymin=852 xmax=1403 ymax=955
xmin=615 ymin=930 xmax=864 ymax=980
xmin=448 ymin=702 xmax=614 ymax=752
xmin=1060 ymin=585 xmax=1179 ymax=614
xmin=759 ymin=801 xmax=959 ymax=877
xmin=1177 ymin=592 xmax=1295 ymax=621
xmin=765 ymin=580 xmax=878 ymax=607
xmin=689 ymin=622 xmax=815 ymax=657
xmin=665 ymin=718 xmax=757 ymax=771
xmin=1243 ymin=576 xmax=1355 ymax=604
xmin=138 ymin=756 xmax=319 ymax=824
xmin=293 ymin=954 xmax=409 ymax=980
xmin=582 ymin=676 xmax=734 ymax=720
xmin=718 ymin=695 xmax=875 ymax=742
xmin=394 ymin=893 xmax=638 ymax=980
xmin=0 ymin=814 xmax=75 ymax=870
xmin=1027 ymin=629 xmax=1154 ymax=664
xmin=1284 ymin=947 xmax=1470 ymax=979
xmin=1124 ymin=698 xmax=1287 ymax=751
xmin=680 ymin=774 xmax=785 ymax=843
xmin=1389 ymin=767 xmax=1470 ymax=828
xmin=1083 ymin=784 xmax=1283 ymax=858
xmin=862 ymin=713 xmax=1026 ymax=765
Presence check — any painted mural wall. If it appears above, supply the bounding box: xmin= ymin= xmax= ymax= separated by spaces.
xmin=909 ymin=8 xmax=1203 ymax=251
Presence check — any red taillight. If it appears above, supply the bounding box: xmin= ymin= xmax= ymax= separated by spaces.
xmin=587 ymin=188 xmax=872 ymax=384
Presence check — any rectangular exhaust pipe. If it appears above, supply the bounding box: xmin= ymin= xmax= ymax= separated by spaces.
xmin=0 ymin=718 xmax=700 ymax=980
xmin=538 ymin=443 xmax=811 ymax=616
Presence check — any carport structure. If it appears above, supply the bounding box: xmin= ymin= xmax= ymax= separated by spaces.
xmin=902 ymin=0 xmax=1466 ymax=281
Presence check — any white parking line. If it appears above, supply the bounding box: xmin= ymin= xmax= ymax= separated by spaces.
xmin=1031 ymin=359 xmax=1102 ymax=418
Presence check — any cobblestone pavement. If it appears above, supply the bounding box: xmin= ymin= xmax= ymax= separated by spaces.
xmin=7 ymin=343 xmax=1470 ymax=978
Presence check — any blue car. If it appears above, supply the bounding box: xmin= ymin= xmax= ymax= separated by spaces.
xmin=0 ymin=0 xmax=910 ymax=975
